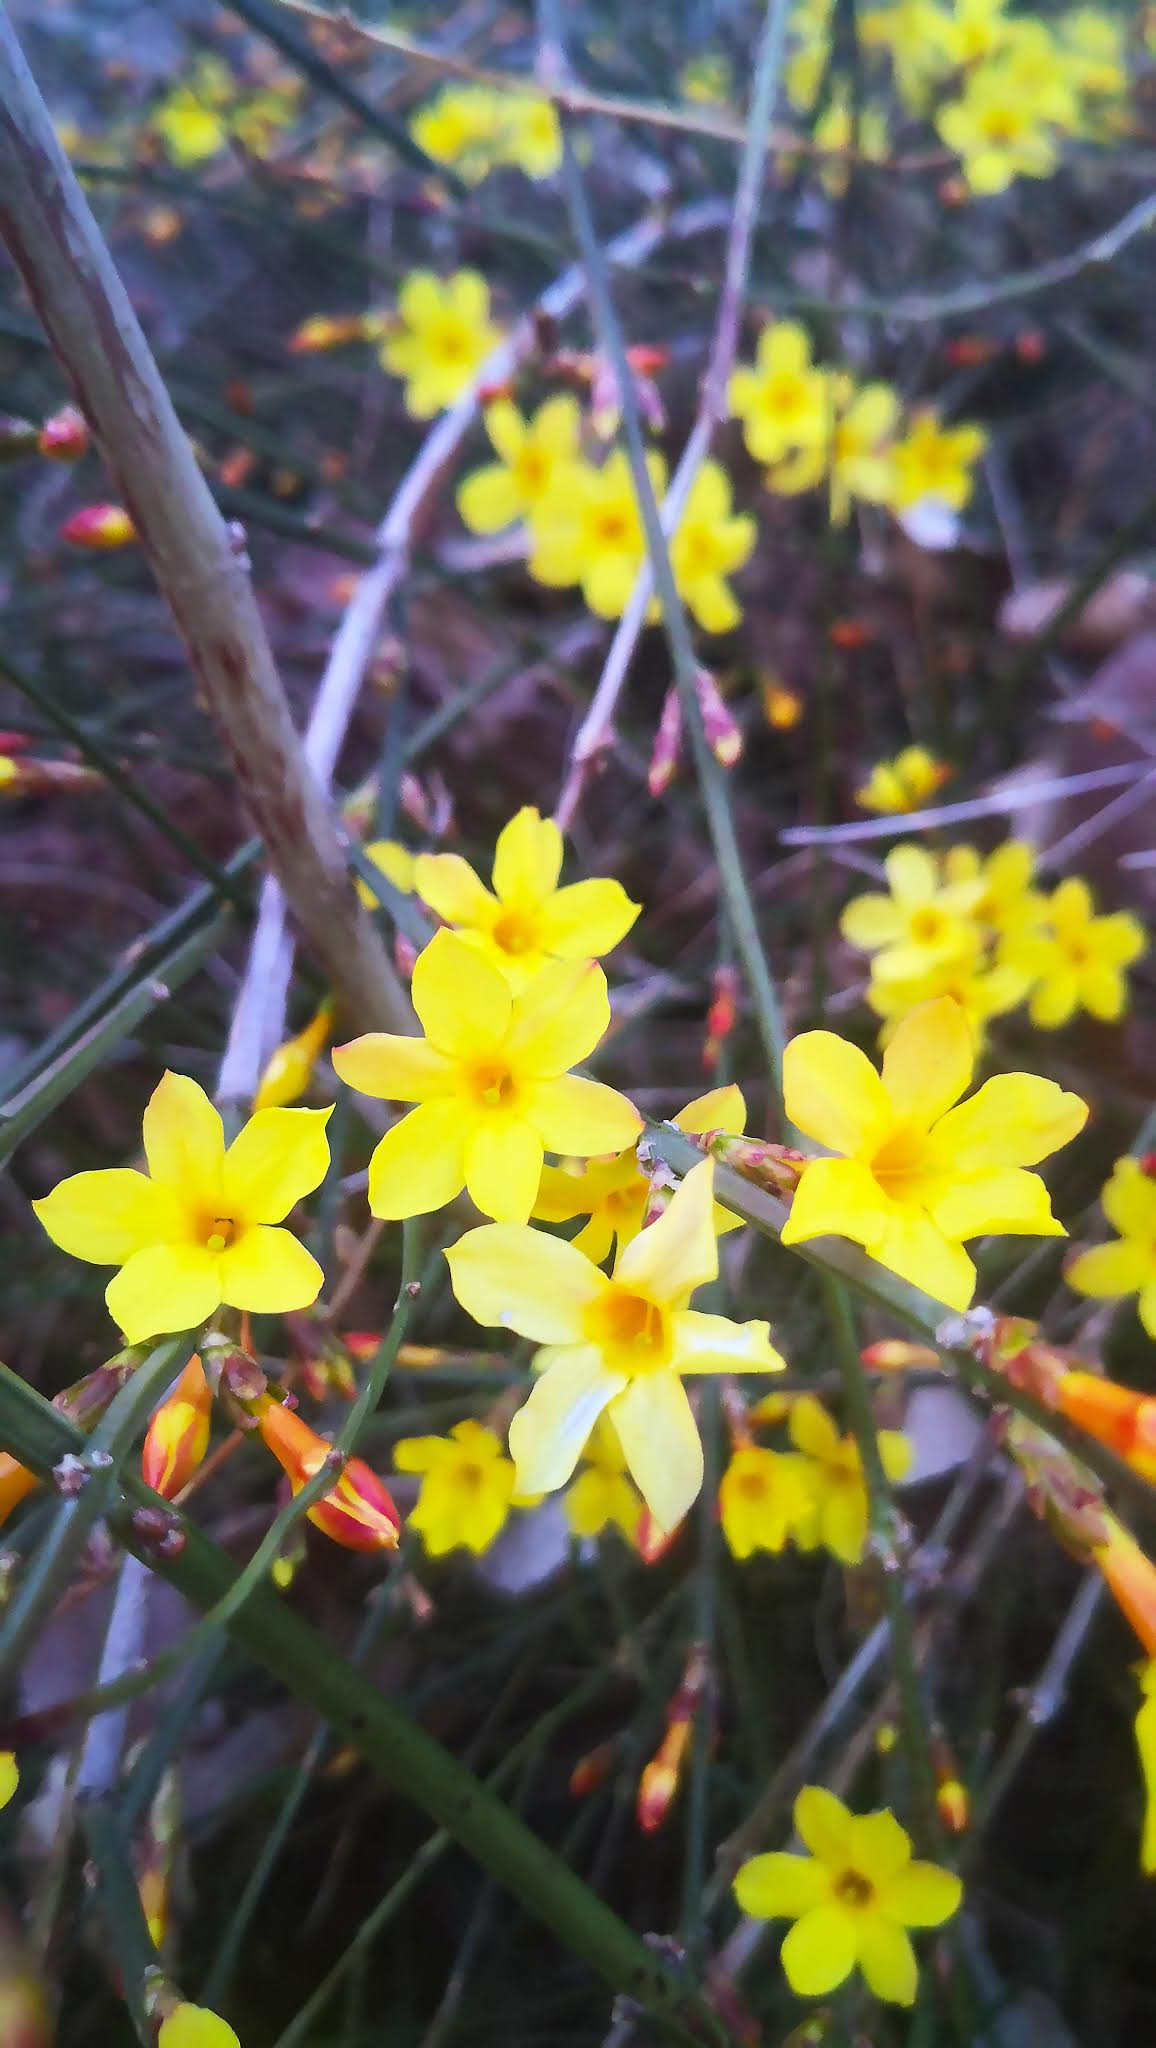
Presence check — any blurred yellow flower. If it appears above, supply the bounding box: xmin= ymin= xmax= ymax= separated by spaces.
xmin=381 ymin=272 xmax=500 ymax=418
xmin=255 ymin=1001 xmax=333 ymax=1111
xmin=1068 ymin=1157 xmax=1156 ymax=1338
xmin=1060 ymin=8 xmax=1127 ymax=99
xmin=158 ymin=2004 xmax=240 ymax=2048
xmin=931 ymin=0 xmax=1015 ymax=68
xmin=415 ymin=804 xmax=639 ymax=990
xmin=727 ymin=322 xmax=830 ymax=466
xmin=412 ymin=85 xmax=560 ymax=181
xmin=447 ymin=1160 xmax=785 ymax=1531
xmin=564 ymin=1416 xmax=643 ymax=1541
xmin=668 ymin=461 xmax=757 ymax=633
xmin=332 ymin=931 xmax=640 ymax=1223
xmin=719 ymin=1443 xmax=813 ymax=1559
xmin=393 ymin=1420 xmax=521 ymax=1555
xmin=789 ymin=1395 xmax=912 ymax=1563
xmin=734 ymin=1786 xmax=962 ymax=2004
xmin=942 ymin=839 xmax=1048 ymax=946
xmin=457 ymin=396 xmax=582 ymax=534
xmin=781 ymin=996 xmax=1087 ymax=1308
xmin=888 ymin=414 xmax=987 ymax=514
xmin=1012 ymin=877 xmax=1147 ymax=1028
xmin=868 ymin=942 xmax=1029 ymax=1051
xmin=938 ymin=67 xmax=1061 ymax=194
xmin=356 ymin=839 xmax=416 ymax=909
xmin=770 ymin=377 xmax=899 ymax=526
xmin=812 ymin=95 xmax=890 ymax=196
xmin=529 ymin=449 xmax=666 ymax=620
xmin=856 ymin=746 xmax=952 ymax=816
xmin=534 ymin=1083 xmax=747 ymax=1262
xmin=34 ymin=1075 xmax=330 ymax=1344
xmin=840 ymin=843 xmax=985 ymax=983
xmin=860 ymin=0 xmax=952 ymax=110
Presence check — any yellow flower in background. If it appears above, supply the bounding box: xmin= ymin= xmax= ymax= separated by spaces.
xmin=0 ymin=1753 xmax=17 ymax=1810
xmin=841 ymin=844 xmax=985 ymax=984
xmin=332 ymin=931 xmax=640 ymax=1223
xmin=999 ymin=19 xmax=1081 ymax=128
xmin=937 ymin=67 xmax=1061 ymax=194
xmin=860 ymin=0 xmax=952 ymax=110
xmin=789 ymin=1395 xmax=912 ymax=1563
xmin=1068 ymin=1157 xmax=1156 ymax=1338
xmin=153 ymin=55 xmax=233 ymax=165
xmin=727 ymin=322 xmax=830 ymax=466
xmin=564 ymin=1416 xmax=643 ymax=1541
xmin=500 ymin=93 xmax=563 ymax=178
xmin=856 ymin=746 xmax=952 ymax=816
xmin=34 ymin=1075 xmax=331 ymax=1344
xmin=529 ymin=449 xmax=667 ymax=620
xmin=381 ymin=272 xmax=500 ymax=418
xmin=1012 ymin=878 xmax=1147 ymax=1028
xmin=356 ymin=839 xmax=416 ymax=909
xmin=158 ymin=2005 xmax=240 ymax=2048
xmin=942 ymin=839 xmax=1048 ymax=947
xmin=415 ymin=805 xmax=639 ymax=989
xmin=783 ymin=0 xmax=835 ymax=109
xmin=781 ymin=997 xmax=1087 ymax=1309
xmin=719 ymin=1443 xmax=813 ymax=1560
xmin=888 ymin=413 xmax=987 ymax=515
xmin=393 ymin=1420 xmax=521 ymax=1556
xmin=679 ymin=53 xmax=734 ymax=105
xmin=770 ymin=378 xmax=899 ymax=526
xmin=1135 ymin=1660 xmax=1156 ymax=1874
xmin=669 ymin=461 xmax=757 ymax=633
xmin=1060 ymin=8 xmax=1127 ymax=99
xmin=254 ymin=1000 xmax=333 ymax=1111
xmin=457 ymin=395 xmax=582 ymax=534
xmin=812 ymin=95 xmax=890 ymax=197
xmin=411 ymin=84 xmax=502 ymax=182
xmin=534 ymin=1084 xmax=747 ymax=1262
xmin=447 ymin=1160 xmax=786 ymax=1532
xmin=930 ymin=0 xmax=1014 ymax=67
xmin=734 ymin=1786 xmax=962 ymax=2005
xmin=868 ymin=942 xmax=1030 ymax=1051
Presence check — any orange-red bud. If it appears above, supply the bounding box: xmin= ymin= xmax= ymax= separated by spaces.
xmin=141 ymin=1356 xmax=213 ymax=1500
xmin=61 ymin=503 xmax=136 ymax=549
xmin=1093 ymin=1517 xmax=1156 ymax=1656
xmin=695 ymin=669 xmax=742 ymax=768
xmin=289 ymin=312 xmax=376 ymax=354
xmin=37 ymin=405 xmax=89 ymax=461
xmin=1056 ymin=1372 xmax=1156 ymax=1482
xmin=257 ymin=1401 xmax=400 ymax=1552
xmin=569 ymin=1739 xmax=617 ymax=1799
xmin=936 ymin=1777 xmax=969 ymax=1834
xmin=759 ymin=676 xmax=804 ymax=730
xmin=0 ymin=755 xmax=101 ymax=797
xmin=860 ymin=1340 xmax=941 ymax=1374
xmin=828 ymin=617 xmax=872 ymax=649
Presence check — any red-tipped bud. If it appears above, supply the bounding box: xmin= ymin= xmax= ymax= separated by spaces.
xmin=695 ymin=668 xmax=742 ymax=767
xmin=710 ymin=1135 xmax=807 ymax=1200
xmin=343 ymin=1331 xmax=381 ymax=1361
xmin=37 ymin=405 xmax=89 ymax=461
xmin=704 ymin=967 xmax=738 ymax=1076
xmin=860 ymin=1340 xmax=941 ymax=1374
xmin=1093 ymin=1517 xmax=1156 ymax=1656
xmin=61 ymin=503 xmax=135 ymax=549
xmin=936 ymin=1777 xmax=969 ymax=1834
xmin=569 ymin=1739 xmax=617 ymax=1799
xmin=1055 ymin=1372 xmax=1156 ymax=1482
xmin=636 ymin=1720 xmax=692 ymax=1834
xmin=0 ymin=755 xmax=102 ymax=798
xmin=142 ymin=1356 xmax=213 ymax=1500
xmin=256 ymin=1401 xmax=401 ymax=1552
xmin=648 ymin=686 xmax=682 ymax=797
xmin=289 ymin=312 xmax=375 ymax=354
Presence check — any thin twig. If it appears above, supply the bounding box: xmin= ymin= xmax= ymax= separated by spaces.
xmin=777 ymin=761 xmax=1154 ymax=847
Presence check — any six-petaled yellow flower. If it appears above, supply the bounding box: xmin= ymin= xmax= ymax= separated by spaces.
xmin=415 ymin=805 xmax=638 ymax=990
xmin=457 ymin=395 xmax=582 ymax=534
xmin=856 ymin=746 xmax=952 ymax=816
xmin=381 ymin=272 xmax=500 ymax=419
xmin=668 ymin=460 xmax=757 ymax=634
xmin=841 ymin=844 xmax=985 ymax=984
xmin=734 ymin=1785 xmax=962 ymax=2005
xmin=789 ymin=1395 xmax=912 ymax=1564
xmin=1014 ymin=877 xmax=1146 ymax=1028
xmin=447 ymin=1160 xmax=785 ymax=1532
xmin=393 ymin=1420 xmax=523 ymax=1556
xmin=34 ymin=1075 xmax=331 ymax=1345
xmin=534 ymin=1084 xmax=747 ymax=1262
xmin=1068 ymin=1156 xmax=1156 ymax=1338
xmin=332 ymin=931 xmax=640 ymax=1223
xmin=727 ymin=322 xmax=830 ymax=465
xmin=530 ymin=449 xmax=666 ymax=620
xmin=564 ymin=1416 xmax=644 ymax=1543
xmin=719 ymin=1442 xmax=813 ymax=1560
xmin=781 ymin=997 xmax=1087 ymax=1309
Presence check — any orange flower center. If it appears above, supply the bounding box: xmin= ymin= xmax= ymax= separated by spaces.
xmin=454 ymin=1459 xmax=486 ymax=1492
xmin=870 ymin=1126 xmax=932 ymax=1204
xmin=737 ymin=1468 xmax=770 ymax=1502
xmin=584 ymin=1286 xmax=672 ymax=1374
xmin=202 ymin=1215 xmax=237 ymax=1253
xmin=515 ymin=448 xmax=547 ymax=494
xmin=491 ymin=906 xmax=540 ymax=957
xmin=468 ymin=1060 xmax=520 ymax=1111
xmin=595 ymin=510 xmax=630 ymax=546
xmin=835 ymin=1867 xmax=875 ymax=1907
xmin=908 ymin=905 xmax=948 ymax=945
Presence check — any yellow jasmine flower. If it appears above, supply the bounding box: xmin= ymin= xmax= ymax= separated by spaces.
xmin=153 ymin=56 xmax=233 ymax=166
xmin=930 ymin=0 xmax=1014 ymax=68
xmin=840 ymin=843 xmax=985 ymax=984
xmin=254 ymin=1000 xmax=334 ymax=1111
xmin=499 ymin=93 xmax=563 ymax=179
xmin=937 ymin=68 xmax=1061 ymax=195
xmin=860 ymin=0 xmax=951 ymax=111
xmin=332 ymin=930 xmax=640 ymax=1223
xmin=381 ymin=272 xmax=500 ymax=419
xmin=783 ymin=0 xmax=835 ymax=109
xmin=789 ymin=1395 xmax=912 ymax=1563
xmin=780 ymin=996 xmax=1087 ymax=1309
xmin=564 ymin=1415 xmax=643 ymax=1542
xmin=1135 ymin=1659 xmax=1156 ymax=1874
xmin=856 ymin=746 xmax=952 ymax=816
xmin=411 ymin=85 xmax=502 ymax=183
xmin=393 ymin=1420 xmax=521 ymax=1556
xmin=727 ymin=322 xmax=830 ymax=466
xmin=734 ymin=1785 xmax=962 ymax=2005
xmin=1017 ymin=877 xmax=1147 ymax=1028
xmin=158 ymin=2006 xmax=240 ymax=2048
xmin=867 ymin=943 xmax=1030 ymax=1051
xmin=770 ymin=377 xmax=899 ymax=527
xmin=668 ymin=461 xmax=757 ymax=634
xmin=446 ymin=1160 xmax=786 ymax=1532
xmin=356 ymin=839 xmax=416 ymax=909
xmin=813 ymin=95 xmax=890 ymax=197
xmin=1060 ymin=9 xmax=1127 ymax=99
xmin=719 ymin=1443 xmax=813 ymax=1560
xmin=0 ymin=1753 xmax=16 ymax=1809
xmin=34 ymin=1075 xmax=331 ymax=1345
xmin=457 ymin=395 xmax=582 ymax=534
xmin=678 ymin=53 xmax=734 ymax=105
xmin=529 ymin=449 xmax=667 ymax=620
xmin=942 ymin=839 xmax=1049 ymax=946
xmin=1068 ymin=1157 xmax=1156 ymax=1338
xmin=888 ymin=413 xmax=987 ymax=515
xmin=534 ymin=1084 xmax=747 ymax=1262
xmin=414 ymin=805 xmax=639 ymax=990
xmin=998 ymin=20 xmax=1081 ymax=128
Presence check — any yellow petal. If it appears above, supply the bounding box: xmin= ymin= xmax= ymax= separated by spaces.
xmin=882 ymin=1861 xmax=963 ymax=1927
xmin=222 ymin=1106 xmax=331 ymax=1224
xmin=457 ymin=462 xmax=522 ymax=534
xmin=463 ymin=1118 xmax=543 ymax=1222
xmin=676 ymin=1084 xmax=747 ymax=1136
xmin=525 ymin=1075 xmax=642 ymax=1157
xmin=780 ymin=1904 xmax=858 ymax=1997
xmin=392 ymin=1434 xmax=453 ymax=1473
xmin=331 ymin=1033 xmax=455 ymax=1103
xmin=1068 ymin=1240 xmax=1150 ymax=1299
xmin=1103 ymin=1160 xmax=1156 ymax=1239
xmin=931 ymin=1073 xmax=1087 ymax=1168
xmin=483 ymin=398 xmax=525 ymax=464
xmin=218 ymin=1224 xmax=323 ymax=1314
xmin=854 ymin=1915 xmax=918 ymax=2006
xmin=143 ymin=1072 xmax=225 ymax=1205
xmin=508 ymin=1347 xmax=624 ymax=1493
xmin=159 ymin=2007 xmax=240 ymax=2048
xmin=885 ymin=843 xmax=937 ymax=905
xmin=673 ymin=1310 xmax=786 ymax=1374
xmin=33 ymin=1168 xmax=177 ymax=1265
xmin=413 ymin=852 xmax=496 ymax=930
xmin=359 ymin=840 xmax=415 ymax=906
xmin=789 ymin=1395 xmax=840 ymax=1460
xmin=506 ymin=960 xmax=610 ymax=1074
xmin=780 ymin=1157 xmax=890 ymax=1250
xmin=446 ymin=1223 xmax=607 ymax=1340
xmin=847 ymin=1808 xmax=911 ymax=1882
xmin=783 ymin=1032 xmax=891 ymax=1157
xmin=0 ymin=1753 xmax=18 ymax=1809
xmin=874 ymin=1210 xmax=976 ymax=1309
xmin=881 ymin=997 xmax=973 ymax=1127
xmin=366 ymin=1101 xmax=468 ymax=1218
xmin=492 ymin=805 xmax=563 ymax=902
xmin=840 ymin=894 xmax=904 ymax=951
xmin=733 ymin=1852 xmax=827 ymax=1920
xmin=539 ymin=877 xmax=640 ymax=957
xmin=411 ymin=929 xmax=511 ymax=1054
xmin=794 ymin=1784 xmax=854 ymax=1862
xmin=614 ymin=1159 xmax=718 ymax=1304
xmin=609 ymin=1370 xmax=702 ymax=1531
xmin=105 ymin=1243 xmax=222 ymax=1345
xmin=927 ymin=1166 xmax=1063 ymax=1241
xmin=532 ymin=1161 xmax=603 ymax=1224
xmin=822 ymin=1477 xmax=869 ymax=1564
xmin=397 ymin=271 xmax=444 ymax=327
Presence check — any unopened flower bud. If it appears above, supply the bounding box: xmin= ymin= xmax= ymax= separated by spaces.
xmin=254 ymin=1000 xmax=333 ymax=1111
xmin=648 ymin=686 xmax=682 ymax=797
xmin=37 ymin=405 xmax=89 ymax=461
xmin=569 ymin=1739 xmax=618 ymax=1799
xmin=1094 ymin=1517 xmax=1156 ymax=1656
xmin=142 ymin=1356 xmax=212 ymax=1500
xmin=61 ymin=503 xmax=135 ymax=549
xmin=289 ymin=312 xmax=375 ymax=354
xmin=936 ymin=1777 xmax=969 ymax=1834
xmin=759 ymin=675 xmax=804 ymax=730
xmin=694 ymin=669 xmax=742 ymax=768
xmin=860 ymin=1340 xmax=941 ymax=1374
xmin=256 ymin=1401 xmax=401 ymax=1552
xmin=1057 ymin=1372 xmax=1156 ymax=1481
xmin=710 ymin=1135 xmax=806 ymax=1200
